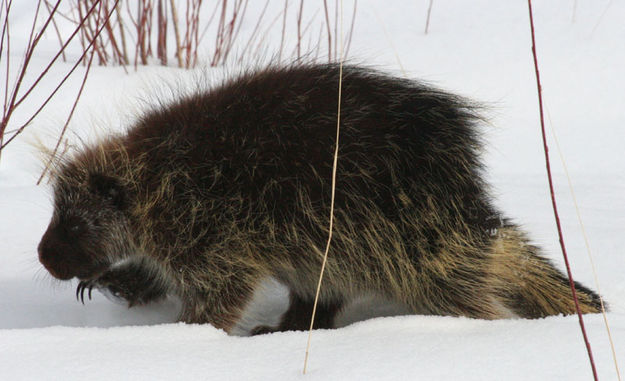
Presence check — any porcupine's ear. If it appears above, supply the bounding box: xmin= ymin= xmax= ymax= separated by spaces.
xmin=88 ymin=173 xmax=126 ymax=210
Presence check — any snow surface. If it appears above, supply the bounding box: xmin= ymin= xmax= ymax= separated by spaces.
xmin=1 ymin=1 xmax=624 ymax=380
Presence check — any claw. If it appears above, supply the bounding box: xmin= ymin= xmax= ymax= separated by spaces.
xmin=76 ymin=281 xmax=92 ymax=304
xmin=80 ymin=283 xmax=86 ymax=304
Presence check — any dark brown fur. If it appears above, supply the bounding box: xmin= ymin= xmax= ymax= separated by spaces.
xmin=38 ymin=64 xmax=603 ymax=333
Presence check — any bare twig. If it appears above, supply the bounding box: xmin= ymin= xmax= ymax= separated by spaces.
xmin=322 ymin=0 xmax=332 ymax=61
xmin=548 ymin=112 xmax=622 ymax=381
xmin=198 ymin=1 xmax=221 ymax=44
xmin=169 ymin=0 xmax=182 ymax=67
xmin=226 ymin=0 xmax=249 ymax=61
xmin=296 ymin=0 xmax=303 ymax=59
xmin=237 ymin=0 xmax=269 ymax=64
xmin=102 ymin=1 xmax=127 ymax=67
xmin=43 ymin=0 xmax=67 ymax=61
xmin=1 ymin=0 xmax=14 ymax=117
xmin=1 ymin=0 xmax=54 ymax=152
xmin=526 ymin=1 xmax=598 ymax=380
xmin=425 ymin=0 xmax=433 ymax=34
xmin=38 ymin=0 xmax=103 ymax=184
xmin=157 ymin=0 xmax=167 ymax=65
xmin=279 ymin=0 xmax=288 ymax=62
xmin=116 ymin=1 xmax=128 ymax=64
xmin=343 ymin=0 xmax=356 ymax=60
xmin=211 ymin=0 xmax=247 ymax=67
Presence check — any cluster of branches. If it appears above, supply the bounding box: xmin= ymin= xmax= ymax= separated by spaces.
xmin=0 ymin=0 xmax=117 ymax=163
xmin=0 ymin=0 xmax=357 ymax=163
xmin=67 ymin=0 xmax=231 ymax=69
xmin=60 ymin=0 xmax=358 ymax=69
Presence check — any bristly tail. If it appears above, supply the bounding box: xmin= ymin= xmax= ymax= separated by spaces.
xmin=489 ymin=226 xmax=603 ymax=318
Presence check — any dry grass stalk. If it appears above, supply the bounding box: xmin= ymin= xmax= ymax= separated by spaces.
xmin=304 ymin=0 xmax=345 ymax=374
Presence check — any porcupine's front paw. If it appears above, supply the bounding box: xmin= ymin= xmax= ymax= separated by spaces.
xmin=76 ymin=261 xmax=168 ymax=307
xmin=76 ymin=273 xmax=141 ymax=306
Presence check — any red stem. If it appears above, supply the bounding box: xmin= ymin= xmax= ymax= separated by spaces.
xmin=38 ymin=0 xmax=101 ymax=184
xmin=526 ymin=1 xmax=598 ymax=380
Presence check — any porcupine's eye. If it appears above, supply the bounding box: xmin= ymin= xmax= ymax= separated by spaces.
xmin=88 ymin=173 xmax=126 ymax=210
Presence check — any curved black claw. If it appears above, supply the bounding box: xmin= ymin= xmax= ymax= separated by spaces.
xmin=76 ymin=281 xmax=94 ymax=305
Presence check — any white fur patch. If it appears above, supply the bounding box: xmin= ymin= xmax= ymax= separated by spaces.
xmin=230 ymin=278 xmax=290 ymax=336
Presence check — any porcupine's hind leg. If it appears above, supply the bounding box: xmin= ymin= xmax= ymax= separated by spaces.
xmin=251 ymin=292 xmax=343 ymax=335
xmin=488 ymin=226 xmax=603 ymax=318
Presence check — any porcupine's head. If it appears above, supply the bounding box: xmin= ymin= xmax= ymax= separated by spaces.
xmin=37 ymin=146 xmax=134 ymax=283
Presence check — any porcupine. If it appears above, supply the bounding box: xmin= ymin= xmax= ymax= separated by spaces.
xmin=37 ymin=64 xmax=603 ymax=334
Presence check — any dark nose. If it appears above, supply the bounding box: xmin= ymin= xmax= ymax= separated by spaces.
xmin=37 ymin=226 xmax=69 ymax=279
xmin=38 ymin=228 xmax=51 ymax=265
xmin=38 ymin=244 xmax=56 ymax=275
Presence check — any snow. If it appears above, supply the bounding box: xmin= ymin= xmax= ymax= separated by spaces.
xmin=1 ymin=1 xmax=624 ymax=380
xmin=2 ymin=316 xmax=623 ymax=381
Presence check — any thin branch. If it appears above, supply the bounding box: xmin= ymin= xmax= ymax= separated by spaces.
xmin=38 ymin=0 xmax=102 ymax=184
xmin=425 ymin=0 xmax=433 ymax=34
xmin=296 ymin=0 xmax=303 ymax=59
xmin=322 ymin=0 xmax=332 ymax=62
xmin=12 ymin=0 xmax=90 ymax=111
xmin=116 ymin=1 xmax=128 ymax=64
xmin=343 ymin=0 xmax=356 ymax=60
xmin=526 ymin=2 xmax=598 ymax=380
xmin=169 ymin=0 xmax=182 ymax=67
xmin=227 ymin=0 xmax=249 ymax=59
xmin=547 ymin=110 xmax=622 ymax=381
xmin=1 ymin=0 xmax=13 ymax=117
xmin=237 ymin=0 xmax=269 ymax=64
xmin=43 ymin=0 xmax=67 ymax=61
xmin=278 ymin=0 xmax=288 ymax=62
xmin=197 ymin=0 xmax=221 ymax=44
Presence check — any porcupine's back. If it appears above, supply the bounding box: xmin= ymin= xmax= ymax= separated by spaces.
xmin=119 ymin=64 xmax=497 ymax=302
